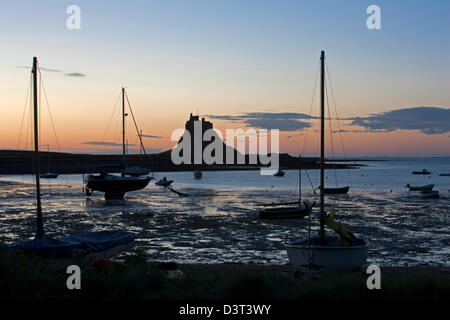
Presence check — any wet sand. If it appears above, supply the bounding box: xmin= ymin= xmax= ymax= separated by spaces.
xmin=0 ymin=180 xmax=448 ymax=267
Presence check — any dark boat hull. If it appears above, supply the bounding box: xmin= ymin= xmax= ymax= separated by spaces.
xmin=323 ymin=186 xmax=350 ymax=194
xmin=412 ymin=171 xmax=430 ymax=175
xmin=406 ymin=184 xmax=434 ymax=191
xmin=258 ymin=206 xmax=309 ymax=219
xmin=85 ymin=176 xmax=151 ymax=200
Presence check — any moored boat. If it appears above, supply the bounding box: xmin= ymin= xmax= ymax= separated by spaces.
xmin=405 ymin=184 xmax=434 ymax=191
xmin=155 ymin=177 xmax=174 ymax=187
xmin=258 ymin=205 xmax=310 ymax=219
xmin=285 ymin=51 xmax=368 ymax=271
xmin=84 ymin=87 xmax=151 ymax=200
xmin=273 ymin=169 xmax=285 ymax=177
xmin=10 ymin=57 xmax=135 ymax=259
xmin=412 ymin=168 xmax=431 ymax=175
xmin=194 ymin=170 xmax=203 ymax=179
xmin=323 ymin=186 xmax=349 ymax=194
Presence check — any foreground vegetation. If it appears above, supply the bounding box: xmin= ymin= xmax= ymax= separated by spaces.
xmin=0 ymin=245 xmax=448 ymax=300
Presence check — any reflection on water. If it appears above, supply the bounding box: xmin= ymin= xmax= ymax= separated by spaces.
xmin=0 ymin=175 xmax=448 ymax=266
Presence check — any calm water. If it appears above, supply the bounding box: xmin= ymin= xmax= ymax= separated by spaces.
xmin=0 ymin=157 xmax=449 ymax=266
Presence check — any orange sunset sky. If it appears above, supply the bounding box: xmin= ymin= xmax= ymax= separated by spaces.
xmin=0 ymin=1 xmax=449 ymax=157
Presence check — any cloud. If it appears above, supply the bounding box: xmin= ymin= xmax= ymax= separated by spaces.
xmin=348 ymin=107 xmax=450 ymax=135
xmin=65 ymin=72 xmax=86 ymax=77
xmin=139 ymin=134 xmax=163 ymax=139
xmin=82 ymin=141 xmax=136 ymax=147
xmin=17 ymin=66 xmax=61 ymax=72
xmin=17 ymin=65 xmax=86 ymax=77
xmin=207 ymin=112 xmax=317 ymax=132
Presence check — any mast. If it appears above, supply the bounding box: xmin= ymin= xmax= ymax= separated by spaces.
xmin=33 ymin=57 xmax=44 ymax=238
xmin=122 ymin=87 xmax=126 ymax=167
xmin=299 ymin=155 xmax=302 ymax=206
xmin=319 ymin=50 xmax=326 ymax=245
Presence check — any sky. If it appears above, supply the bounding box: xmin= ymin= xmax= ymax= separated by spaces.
xmin=0 ymin=0 xmax=449 ymax=156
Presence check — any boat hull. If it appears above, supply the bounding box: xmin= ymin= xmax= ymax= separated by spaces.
xmin=40 ymin=173 xmax=58 ymax=179
xmin=285 ymin=237 xmax=369 ymax=271
xmin=323 ymin=186 xmax=350 ymax=194
xmin=407 ymin=184 xmax=434 ymax=191
xmin=258 ymin=206 xmax=309 ymax=219
xmin=85 ymin=175 xmax=151 ymax=199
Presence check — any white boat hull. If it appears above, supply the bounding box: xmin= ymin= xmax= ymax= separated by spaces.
xmin=285 ymin=237 xmax=369 ymax=271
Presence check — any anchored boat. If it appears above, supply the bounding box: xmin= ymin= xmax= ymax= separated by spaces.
xmin=10 ymin=58 xmax=135 ymax=258
xmin=285 ymin=51 xmax=368 ymax=271
xmin=84 ymin=87 xmax=151 ymax=200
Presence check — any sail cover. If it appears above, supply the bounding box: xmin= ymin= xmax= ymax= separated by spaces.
xmin=9 ymin=230 xmax=135 ymax=258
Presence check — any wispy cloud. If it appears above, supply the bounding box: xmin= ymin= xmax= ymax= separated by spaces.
xmin=65 ymin=72 xmax=86 ymax=77
xmin=17 ymin=65 xmax=86 ymax=77
xmin=82 ymin=141 xmax=136 ymax=147
xmin=348 ymin=106 xmax=450 ymax=135
xmin=139 ymin=134 xmax=163 ymax=139
xmin=207 ymin=112 xmax=317 ymax=132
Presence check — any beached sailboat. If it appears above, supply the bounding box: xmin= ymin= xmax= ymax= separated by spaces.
xmin=258 ymin=158 xmax=310 ymax=219
xmin=84 ymin=87 xmax=151 ymax=200
xmin=10 ymin=58 xmax=135 ymax=258
xmin=405 ymin=184 xmax=434 ymax=191
xmin=193 ymin=170 xmax=203 ymax=179
xmin=285 ymin=51 xmax=368 ymax=271
xmin=412 ymin=168 xmax=431 ymax=175
xmin=40 ymin=145 xmax=58 ymax=179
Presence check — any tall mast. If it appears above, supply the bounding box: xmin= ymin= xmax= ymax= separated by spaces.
xmin=319 ymin=50 xmax=326 ymax=245
xmin=122 ymin=87 xmax=126 ymax=167
xmin=33 ymin=57 xmax=44 ymax=238
xmin=299 ymin=155 xmax=302 ymax=206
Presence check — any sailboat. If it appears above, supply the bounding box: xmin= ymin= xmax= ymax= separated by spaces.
xmin=84 ymin=87 xmax=151 ymax=200
xmin=258 ymin=158 xmax=311 ymax=219
xmin=10 ymin=57 xmax=135 ymax=258
xmin=285 ymin=51 xmax=368 ymax=270
xmin=40 ymin=145 xmax=58 ymax=179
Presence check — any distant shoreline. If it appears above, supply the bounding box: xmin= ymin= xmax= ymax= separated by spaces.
xmin=0 ymin=149 xmax=382 ymax=174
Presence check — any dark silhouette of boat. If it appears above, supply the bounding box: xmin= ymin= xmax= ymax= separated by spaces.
xmin=10 ymin=58 xmax=135 ymax=258
xmin=194 ymin=170 xmax=203 ymax=179
xmin=155 ymin=176 xmax=174 ymax=187
xmin=273 ymin=169 xmax=285 ymax=177
xmin=405 ymin=184 xmax=434 ymax=191
xmin=84 ymin=87 xmax=151 ymax=200
xmin=439 ymin=173 xmax=450 ymax=176
xmin=323 ymin=186 xmax=350 ymax=194
xmin=258 ymin=205 xmax=310 ymax=219
xmin=84 ymin=172 xmax=151 ymax=200
xmin=412 ymin=168 xmax=431 ymax=175
xmin=40 ymin=173 xmax=58 ymax=179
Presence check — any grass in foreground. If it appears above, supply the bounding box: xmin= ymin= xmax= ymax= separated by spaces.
xmin=0 ymin=245 xmax=448 ymax=300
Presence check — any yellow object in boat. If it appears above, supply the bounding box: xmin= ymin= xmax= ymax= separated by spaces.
xmin=325 ymin=209 xmax=356 ymax=245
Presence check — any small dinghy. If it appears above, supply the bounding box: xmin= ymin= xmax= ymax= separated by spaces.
xmin=10 ymin=230 xmax=135 ymax=259
xmin=155 ymin=177 xmax=174 ymax=187
xmin=273 ymin=169 xmax=285 ymax=177
xmin=405 ymin=184 xmax=434 ymax=191
xmin=286 ymin=236 xmax=369 ymax=271
xmin=439 ymin=173 xmax=450 ymax=176
xmin=40 ymin=173 xmax=58 ymax=179
xmin=412 ymin=168 xmax=431 ymax=175
xmin=420 ymin=190 xmax=439 ymax=199
xmin=194 ymin=170 xmax=203 ymax=179
xmin=323 ymin=186 xmax=349 ymax=194
xmin=286 ymin=52 xmax=368 ymax=271
xmin=258 ymin=205 xmax=310 ymax=219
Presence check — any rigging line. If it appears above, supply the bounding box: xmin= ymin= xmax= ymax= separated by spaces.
xmin=38 ymin=67 xmax=61 ymax=152
xmin=301 ymin=60 xmax=320 ymax=155
xmin=17 ymin=74 xmax=32 ymax=149
xmin=325 ymin=76 xmax=338 ymax=188
xmin=124 ymin=91 xmax=147 ymax=157
xmin=102 ymin=90 xmax=122 ymax=144
xmin=325 ymin=61 xmax=352 ymax=186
